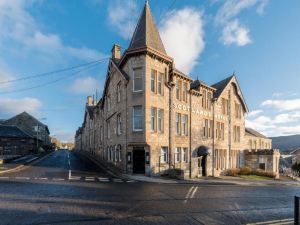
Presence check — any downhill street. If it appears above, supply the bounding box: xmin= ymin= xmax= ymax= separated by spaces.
xmin=0 ymin=150 xmax=298 ymax=225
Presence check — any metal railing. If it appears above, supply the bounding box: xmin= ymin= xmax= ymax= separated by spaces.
xmin=295 ymin=196 xmax=300 ymax=225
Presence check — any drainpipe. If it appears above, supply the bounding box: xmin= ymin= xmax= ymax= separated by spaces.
xmin=212 ymin=98 xmax=217 ymax=177
xmin=189 ymin=90 xmax=192 ymax=178
xmin=125 ymin=82 xmax=128 ymax=173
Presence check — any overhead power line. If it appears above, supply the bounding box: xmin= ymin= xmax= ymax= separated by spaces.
xmin=0 ymin=59 xmax=108 ymax=95
xmin=0 ymin=57 xmax=109 ymax=84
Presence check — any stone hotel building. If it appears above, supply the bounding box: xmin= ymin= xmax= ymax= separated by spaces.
xmin=75 ymin=1 xmax=279 ymax=178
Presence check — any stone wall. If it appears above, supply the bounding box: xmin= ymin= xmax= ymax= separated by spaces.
xmin=244 ymin=149 xmax=280 ymax=178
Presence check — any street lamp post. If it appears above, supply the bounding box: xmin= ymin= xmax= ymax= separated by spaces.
xmin=35 ymin=117 xmax=47 ymax=153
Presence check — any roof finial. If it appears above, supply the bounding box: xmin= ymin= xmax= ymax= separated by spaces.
xmin=145 ymin=0 xmax=149 ymax=5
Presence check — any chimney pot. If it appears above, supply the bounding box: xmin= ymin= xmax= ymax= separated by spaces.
xmin=87 ymin=96 xmax=93 ymax=106
xmin=111 ymin=44 xmax=121 ymax=60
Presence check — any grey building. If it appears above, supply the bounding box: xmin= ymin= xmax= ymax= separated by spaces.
xmin=3 ymin=112 xmax=51 ymax=150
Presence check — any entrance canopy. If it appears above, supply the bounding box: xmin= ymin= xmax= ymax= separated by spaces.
xmin=197 ymin=146 xmax=209 ymax=157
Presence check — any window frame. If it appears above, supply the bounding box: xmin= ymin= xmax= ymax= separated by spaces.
xmin=117 ymin=82 xmax=121 ymax=102
xmin=117 ymin=113 xmax=122 ymax=135
xmin=161 ymin=147 xmax=169 ymax=164
xmin=175 ymin=147 xmax=181 ymax=163
xmin=133 ymin=106 xmax=143 ymax=131
xmin=158 ymin=109 xmax=164 ymax=132
xmin=133 ymin=67 xmax=143 ymax=92
xmin=158 ymin=72 xmax=164 ymax=95
xmin=151 ymin=107 xmax=157 ymax=132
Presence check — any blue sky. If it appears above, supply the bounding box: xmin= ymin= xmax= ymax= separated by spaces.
xmin=0 ymin=0 xmax=300 ymax=142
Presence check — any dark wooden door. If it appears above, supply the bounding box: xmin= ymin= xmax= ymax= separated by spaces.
xmin=133 ymin=149 xmax=145 ymax=174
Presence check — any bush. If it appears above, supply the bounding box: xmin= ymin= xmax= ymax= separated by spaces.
xmin=225 ymin=168 xmax=240 ymax=177
xmin=254 ymin=169 xmax=276 ymax=178
xmin=239 ymin=166 xmax=252 ymax=175
xmin=292 ymin=162 xmax=300 ymax=172
xmin=161 ymin=168 xmax=184 ymax=179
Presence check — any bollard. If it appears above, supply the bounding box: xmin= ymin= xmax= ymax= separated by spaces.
xmin=295 ymin=196 xmax=300 ymax=225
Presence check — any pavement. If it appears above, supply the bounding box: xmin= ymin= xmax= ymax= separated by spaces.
xmin=76 ymin=150 xmax=300 ymax=187
xmin=0 ymin=149 xmax=298 ymax=225
xmin=0 ymin=154 xmax=50 ymax=174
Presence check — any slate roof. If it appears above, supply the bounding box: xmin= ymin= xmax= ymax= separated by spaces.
xmin=0 ymin=125 xmax=33 ymax=138
xmin=245 ymin=127 xmax=268 ymax=139
xmin=128 ymin=1 xmax=167 ymax=54
xmin=212 ymin=75 xmax=234 ymax=99
xmin=86 ymin=106 xmax=95 ymax=118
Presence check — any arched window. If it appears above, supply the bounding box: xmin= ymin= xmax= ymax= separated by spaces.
xmin=111 ymin=146 xmax=114 ymax=162
xmin=107 ymin=147 xmax=110 ymax=161
xmin=117 ymin=144 xmax=122 ymax=162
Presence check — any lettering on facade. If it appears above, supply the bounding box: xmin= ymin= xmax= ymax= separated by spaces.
xmin=173 ymin=103 xmax=228 ymax=121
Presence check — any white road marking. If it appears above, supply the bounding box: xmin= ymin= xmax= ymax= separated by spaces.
xmin=184 ymin=186 xmax=195 ymax=203
xmin=113 ymin=179 xmax=123 ymax=182
xmin=25 ymin=157 xmax=38 ymax=163
xmin=39 ymin=178 xmax=48 ymax=180
xmin=15 ymin=177 xmax=30 ymax=180
xmin=190 ymin=186 xmax=198 ymax=199
xmin=85 ymin=178 xmax=95 ymax=181
xmin=86 ymin=176 xmax=95 ymax=179
xmin=53 ymin=178 xmax=65 ymax=181
xmin=126 ymin=180 xmax=135 ymax=183
xmin=69 ymin=176 xmax=80 ymax=180
xmin=99 ymin=179 xmax=109 ymax=182
xmin=247 ymin=218 xmax=294 ymax=225
xmin=0 ymin=177 xmax=9 ymax=179
xmin=68 ymin=170 xmax=71 ymax=180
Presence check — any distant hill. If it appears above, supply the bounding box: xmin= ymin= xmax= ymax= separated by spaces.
xmin=271 ymin=135 xmax=300 ymax=152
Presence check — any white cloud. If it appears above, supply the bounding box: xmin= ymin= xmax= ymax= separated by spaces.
xmin=277 ymin=125 xmax=300 ymax=136
xmin=160 ymin=8 xmax=205 ymax=74
xmin=107 ymin=0 xmax=138 ymax=40
xmin=0 ymin=97 xmax=42 ymax=115
xmin=261 ymin=99 xmax=300 ymax=111
xmin=215 ymin=0 xmax=269 ymax=46
xmin=69 ymin=76 xmax=101 ymax=94
xmin=0 ymin=0 xmax=102 ymax=62
xmin=247 ymin=110 xmax=263 ymax=117
xmin=221 ymin=20 xmax=252 ymax=46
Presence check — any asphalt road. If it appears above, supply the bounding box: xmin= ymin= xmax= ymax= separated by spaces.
xmin=0 ymin=150 xmax=298 ymax=225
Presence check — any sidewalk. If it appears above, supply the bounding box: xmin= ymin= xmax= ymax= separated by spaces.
xmin=0 ymin=152 xmax=53 ymax=174
xmin=76 ymin=150 xmax=300 ymax=186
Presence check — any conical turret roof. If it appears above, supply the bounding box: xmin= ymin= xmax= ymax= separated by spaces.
xmin=128 ymin=1 xmax=167 ymax=55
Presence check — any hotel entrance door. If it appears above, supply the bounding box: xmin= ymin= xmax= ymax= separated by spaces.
xmin=132 ymin=148 xmax=145 ymax=174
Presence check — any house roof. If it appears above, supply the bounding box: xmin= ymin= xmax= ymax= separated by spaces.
xmin=127 ymin=1 xmax=166 ymax=55
xmin=212 ymin=75 xmax=234 ymax=99
xmin=0 ymin=125 xmax=33 ymax=139
xmin=212 ymin=75 xmax=249 ymax=112
xmin=245 ymin=127 xmax=268 ymax=139
xmin=4 ymin=111 xmax=50 ymax=134
xmin=86 ymin=106 xmax=95 ymax=118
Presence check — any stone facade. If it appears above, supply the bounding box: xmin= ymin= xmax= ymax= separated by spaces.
xmin=244 ymin=149 xmax=280 ymax=178
xmin=75 ymin=1 xmax=278 ymax=178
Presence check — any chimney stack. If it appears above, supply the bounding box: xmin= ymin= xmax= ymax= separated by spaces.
xmin=111 ymin=44 xmax=121 ymax=60
xmin=87 ymin=96 xmax=93 ymax=106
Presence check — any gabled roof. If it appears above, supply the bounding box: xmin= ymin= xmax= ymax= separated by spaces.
xmin=245 ymin=127 xmax=268 ymax=139
xmin=0 ymin=125 xmax=33 ymax=139
xmin=212 ymin=75 xmax=249 ymax=112
xmin=128 ymin=1 xmax=166 ymax=55
xmin=4 ymin=111 xmax=50 ymax=134
xmin=212 ymin=75 xmax=234 ymax=99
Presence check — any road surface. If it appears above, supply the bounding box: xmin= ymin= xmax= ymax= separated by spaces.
xmin=0 ymin=150 xmax=298 ymax=225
